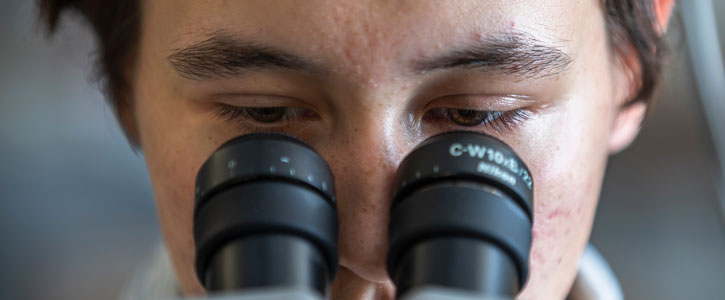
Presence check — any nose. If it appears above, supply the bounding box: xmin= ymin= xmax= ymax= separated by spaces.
xmin=318 ymin=111 xmax=410 ymax=284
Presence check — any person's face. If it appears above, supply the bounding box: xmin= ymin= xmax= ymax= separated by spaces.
xmin=130 ymin=0 xmax=642 ymax=299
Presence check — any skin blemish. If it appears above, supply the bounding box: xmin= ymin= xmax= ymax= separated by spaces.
xmin=531 ymin=241 xmax=545 ymax=262
xmin=546 ymin=208 xmax=570 ymax=220
xmin=474 ymin=32 xmax=484 ymax=41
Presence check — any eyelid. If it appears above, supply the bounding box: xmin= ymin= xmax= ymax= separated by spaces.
xmin=212 ymin=93 xmax=310 ymax=108
xmin=427 ymin=94 xmax=535 ymax=111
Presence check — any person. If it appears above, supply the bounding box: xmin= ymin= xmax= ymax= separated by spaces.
xmin=38 ymin=0 xmax=675 ymax=299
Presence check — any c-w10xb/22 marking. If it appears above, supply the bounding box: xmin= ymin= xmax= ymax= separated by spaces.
xmin=449 ymin=143 xmax=532 ymax=190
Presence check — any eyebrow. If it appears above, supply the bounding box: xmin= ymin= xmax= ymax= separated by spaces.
xmin=167 ymin=31 xmax=319 ymax=81
xmin=414 ymin=32 xmax=573 ymax=78
xmin=167 ymin=31 xmax=572 ymax=81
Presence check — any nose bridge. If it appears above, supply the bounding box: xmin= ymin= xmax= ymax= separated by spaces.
xmin=329 ymin=107 xmax=403 ymax=211
xmin=321 ymin=104 xmax=408 ymax=282
xmin=344 ymin=109 xmax=402 ymax=176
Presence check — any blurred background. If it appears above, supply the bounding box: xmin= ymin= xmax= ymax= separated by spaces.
xmin=0 ymin=1 xmax=723 ymax=299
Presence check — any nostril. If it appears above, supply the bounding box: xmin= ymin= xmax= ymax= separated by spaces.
xmin=331 ymin=266 xmax=396 ymax=300
xmin=334 ymin=194 xmax=394 ymax=286
xmin=331 ymin=173 xmax=398 ymax=284
xmin=335 ymin=197 xmax=394 ymax=284
xmin=339 ymin=250 xmax=391 ymax=284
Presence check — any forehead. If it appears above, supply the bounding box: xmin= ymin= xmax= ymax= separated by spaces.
xmin=147 ymin=0 xmax=597 ymax=79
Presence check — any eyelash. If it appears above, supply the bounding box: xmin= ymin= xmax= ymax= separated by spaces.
xmin=213 ymin=104 xmax=309 ymax=130
xmin=213 ymin=104 xmax=532 ymax=132
xmin=424 ymin=108 xmax=532 ymax=132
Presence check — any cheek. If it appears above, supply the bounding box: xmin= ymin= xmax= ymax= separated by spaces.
xmin=133 ymin=60 xmax=219 ymax=294
xmin=530 ymin=132 xmax=605 ymax=261
xmin=143 ymin=142 xmax=201 ymax=293
xmin=518 ymin=84 xmax=614 ymax=297
xmin=138 ymin=123 xmax=205 ymax=294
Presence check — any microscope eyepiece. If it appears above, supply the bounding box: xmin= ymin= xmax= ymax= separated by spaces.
xmin=388 ymin=131 xmax=534 ymax=298
xmin=193 ymin=133 xmax=338 ymax=296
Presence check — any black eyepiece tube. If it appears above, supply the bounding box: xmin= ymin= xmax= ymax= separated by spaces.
xmin=193 ymin=133 xmax=338 ymax=297
xmin=388 ymin=131 xmax=534 ymax=298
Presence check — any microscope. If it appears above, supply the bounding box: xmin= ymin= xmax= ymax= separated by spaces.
xmin=192 ymin=132 xmax=533 ymax=300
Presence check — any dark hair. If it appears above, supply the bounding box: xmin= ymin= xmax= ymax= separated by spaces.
xmin=39 ymin=0 xmax=140 ymax=142
xmin=38 ymin=0 xmax=667 ymax=143
xmin=601 ymin=0 xmax=668 ymax=107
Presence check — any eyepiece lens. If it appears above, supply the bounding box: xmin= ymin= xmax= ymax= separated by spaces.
xmin=388 ymin=131 xmax=534 ymax=297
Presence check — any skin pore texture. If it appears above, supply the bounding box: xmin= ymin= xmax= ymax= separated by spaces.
xmin=127 ymin=0 xmax=670 ymax=299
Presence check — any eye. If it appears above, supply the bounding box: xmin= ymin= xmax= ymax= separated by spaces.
xmin=446 ymin=109 xmax=505 ymax=127
xmin=213 ymin=104 xmax=316 ymax=126
xmin=244 ymin=107 xmax=287 ymax=123
xmin=424 ymin=108 xmax=531 ymax=131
